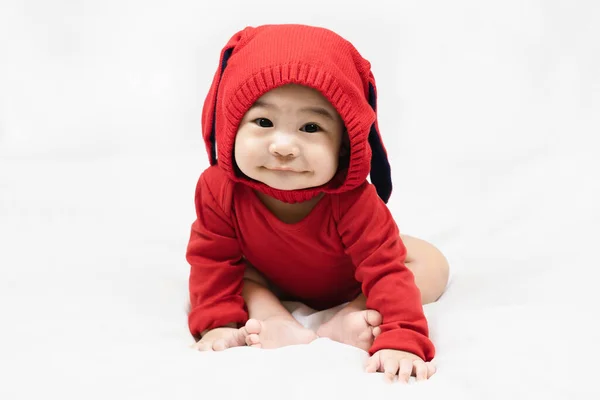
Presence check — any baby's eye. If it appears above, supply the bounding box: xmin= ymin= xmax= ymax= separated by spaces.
xmin=254 ymin=118 xmax=273 ymax=128
xmin=301 ymin=123 xmax=321 ymax=133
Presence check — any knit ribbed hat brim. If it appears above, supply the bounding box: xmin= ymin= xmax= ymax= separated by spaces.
xmin=201 ymin=24 xmax=392 ymax=203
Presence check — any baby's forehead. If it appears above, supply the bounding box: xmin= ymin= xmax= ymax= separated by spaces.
xmin=252 ymin=84 xmax=336 ymax=109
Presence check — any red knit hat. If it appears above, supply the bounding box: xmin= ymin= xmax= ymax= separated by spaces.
xmin=201 ymin=24 xmax=392 ymax=204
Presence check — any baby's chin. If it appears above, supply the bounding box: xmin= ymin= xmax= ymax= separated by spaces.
xmin=260 ymin=179 xmax=319 ymax=191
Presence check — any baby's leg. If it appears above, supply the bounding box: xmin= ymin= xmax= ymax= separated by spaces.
xmin=240 ymin=266 xmax=317 ymax=349
xmin=400 ymin=234 xmax=450 ymax=304
xmin=317 ymin=235 xmax=450 ymax=350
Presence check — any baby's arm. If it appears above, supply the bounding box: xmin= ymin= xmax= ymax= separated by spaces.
xmin=192 ymin=266 xmax=272 ymax=352
xmin=187 ymin=168 xmax=248 ymax=343
xmin=335 ymin=183 xmax=435 ymax=361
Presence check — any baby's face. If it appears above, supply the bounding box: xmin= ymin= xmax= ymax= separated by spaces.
xmin=234 ymin=84 xmax=345 ymax=191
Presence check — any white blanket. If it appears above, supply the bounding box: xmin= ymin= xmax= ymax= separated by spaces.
xmin=1 ymin=153 xmax=598 ymax=399
xmin=1 ymin=1 xmax=598 ymax=398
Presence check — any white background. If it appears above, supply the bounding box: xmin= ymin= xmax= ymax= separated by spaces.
xmin=1 ymin=1 xmax=599 ymax=399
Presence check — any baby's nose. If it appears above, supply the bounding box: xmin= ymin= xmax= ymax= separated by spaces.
xmin=269 ymin=133 xmax=299 ymax=158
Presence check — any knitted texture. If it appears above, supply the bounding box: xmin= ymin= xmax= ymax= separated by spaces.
xmin=201 ymin=24 xmax=391 ymax=203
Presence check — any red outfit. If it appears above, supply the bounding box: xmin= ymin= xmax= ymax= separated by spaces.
xmin=187 ymin=24 xmax=435 ymax=360
xmin=187 ymin=167 xmax=435 ymax=360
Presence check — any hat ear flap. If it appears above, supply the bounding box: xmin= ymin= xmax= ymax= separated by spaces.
xmin=366 ymin=75 xmax=393 ymax=203
xmin=202 ymin=30 xmax=246 ymax=165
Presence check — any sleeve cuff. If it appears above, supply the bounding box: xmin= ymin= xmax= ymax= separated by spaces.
xmin=188 ymin=304 xmax=248 ymax=337
xmin=369 ymin=329 xmax=435 ymax=361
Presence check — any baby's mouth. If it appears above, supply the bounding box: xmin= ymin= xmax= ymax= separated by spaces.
xmin=263 ymin=166 xmax=307 ymax=173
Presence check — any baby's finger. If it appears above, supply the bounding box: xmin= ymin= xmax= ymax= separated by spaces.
xmin=194 ymin=341 xmax=214 ymax=352
xmin=383 ymin=358 xmax=399 ymax=382
xmin=365 ymin=355 xmax=380 ymax=373
xmin=426 ymin=362 xmax=437 ymax=379
xmin=414 ymin=360 xmax=428 ymax=381
xmin=398 ymin=358 xmax=414 ymax=383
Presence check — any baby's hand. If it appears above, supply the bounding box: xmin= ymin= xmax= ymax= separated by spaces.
xmin=366 ymin=349 xmax=436 ymax=383
xmin=191 ymin=326 xmax=246 ymax=352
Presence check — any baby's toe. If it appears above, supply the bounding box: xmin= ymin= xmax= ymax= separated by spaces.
xmin=365 ymin=309 xmax=382 ymax=327
xmin=372 ymin=326 xmax=382 ymax=337
xmin=246 ymin=333 xmax=262 ymax=348
xmin=245 ymin=319 xmax=263 ymax=335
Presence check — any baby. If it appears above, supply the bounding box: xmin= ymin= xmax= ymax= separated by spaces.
xmin=186 ymin=24 xmax=449 ymax=383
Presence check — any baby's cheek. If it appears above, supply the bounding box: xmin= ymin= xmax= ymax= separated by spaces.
xmin=233 ymin=143 xmax=253 ymax=173
xmin=236 ymin=136 xmax=258 ymax=159
xmin=313 ymin=153 xmax=339 ymax=182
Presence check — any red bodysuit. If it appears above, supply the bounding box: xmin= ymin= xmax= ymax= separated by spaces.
xmin=187 ymin=166 xmax=435 ymax=360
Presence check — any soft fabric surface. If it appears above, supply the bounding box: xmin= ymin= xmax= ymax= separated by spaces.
xmin=1 ymin=152 xmax=598 ymax=399
xmin=1 ymin=1 xmax=598 ymax=399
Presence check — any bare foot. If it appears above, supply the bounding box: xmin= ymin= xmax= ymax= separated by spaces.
xmin=243 ymin=317 xmax=318 ymax=349
xmin=316 ymin=309 xmax=382 ymax=352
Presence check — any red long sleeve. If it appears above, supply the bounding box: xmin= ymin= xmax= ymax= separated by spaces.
xmin=335 ymin=183 xmax=435 ymax=361
xmin=186 ymin=167 xmax=434 ymax=360
xmin=186 ymin=168 xmax=248 ymax=337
